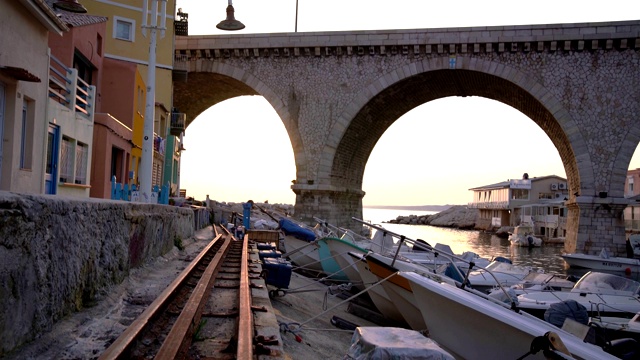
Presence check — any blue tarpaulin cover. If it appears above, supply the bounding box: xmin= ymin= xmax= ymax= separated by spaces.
xmin=279 ymin=218 xmax=316 ymax=242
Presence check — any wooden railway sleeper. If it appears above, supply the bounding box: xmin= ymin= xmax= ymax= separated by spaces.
xmin=252 ymin=305 xmax=268 ymax=312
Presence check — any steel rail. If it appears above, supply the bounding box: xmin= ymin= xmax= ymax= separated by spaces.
xmin=155 ymin=235 xmax=233 ymax=359
xmin=237 ymin=227 xmax=253 ymax=359
xmin=99 ymin=232 xmax=222 ymax=360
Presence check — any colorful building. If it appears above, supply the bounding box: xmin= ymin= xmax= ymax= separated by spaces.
xmin=0 ymin=0 xmax=67 ymax=194
xmin=82 ymin=0 xmax=179 ymax=199
xmin=46 ymin=8 xmax=106 ymax=197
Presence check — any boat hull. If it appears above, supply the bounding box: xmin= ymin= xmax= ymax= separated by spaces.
xmin=562 ymin=253 xmax=640 ymax=273
xmin=282 ymin=235 xmax=324 ymax=272
xmin=349 ymin=252 xmax=407 ymax=325
xmin=403 ymin=272 xmax=618 ymax=360
xmin=320 ymin=238 xmax=368 ymax=287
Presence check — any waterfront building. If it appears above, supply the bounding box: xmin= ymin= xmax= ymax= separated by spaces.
xmin=0 ymin=0 xmax=67 ymax=194
xmin=625 ymin=168 xmax=640 ymax=234
xmin=81 ymin=0 xmax=180 ymax=199
xmin=46 ymin=9 xmax=106 ymax=197
xmin=468 ymin=174 xmax=569 ymax=240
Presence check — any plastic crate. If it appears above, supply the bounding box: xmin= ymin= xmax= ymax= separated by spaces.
xmin=257 ymin=242 xmax=276 ymax=251
xmin=258 ymin=250 xmax=282 ymax=260
xmin=263 ymin=257 xmax=292 ymax=289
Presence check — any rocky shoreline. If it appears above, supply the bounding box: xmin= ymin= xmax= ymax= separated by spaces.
xmin=386 ymin=205 xmax=512 ymax=237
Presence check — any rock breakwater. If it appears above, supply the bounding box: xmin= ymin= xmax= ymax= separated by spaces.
xmin=387 ymin=205 xmax=479 ymax=229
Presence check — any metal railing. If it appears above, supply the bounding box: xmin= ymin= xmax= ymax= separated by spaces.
xmin=110 ymin=176 xmax=169 ymax=205
xmin=48 ymin=53 xmax=95 ymax=119
xmin=467 ymin=200 xmax=509 ymax=209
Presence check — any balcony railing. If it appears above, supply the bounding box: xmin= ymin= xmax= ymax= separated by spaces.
xmin=467 ymin=201 xmax=509 ymax=209
xmin=170 ymin=111 xmax=186 ymax=136
xmin=48 ymin=53 xmax=95 ymax=120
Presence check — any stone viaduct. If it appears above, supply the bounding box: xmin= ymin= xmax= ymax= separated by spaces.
xmin=174 ymin=20 xmax=640 ymax=255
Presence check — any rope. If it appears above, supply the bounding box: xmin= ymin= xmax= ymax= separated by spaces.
xmin=297 ymin=271 xmax=398 ymax=329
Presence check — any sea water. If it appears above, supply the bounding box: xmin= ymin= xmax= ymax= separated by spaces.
xmin=362 ymin=207 xmax=578 ymax=276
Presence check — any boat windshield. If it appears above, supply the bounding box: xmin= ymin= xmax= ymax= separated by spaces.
xmin=482 ymin=261 xmax=533 ymax=275
xmin=572 ymin=272 xmax=640 ymax=295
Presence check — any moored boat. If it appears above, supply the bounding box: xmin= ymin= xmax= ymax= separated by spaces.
xmin=402 ymin=271 xmax=620 ymax=359
xmin=509 ymin=224 xmax=543 ymax=247
xmin=517 ymin=271 xmax=640 ymax=319
xmin=562 ymin=248 xmax=640 ymax=273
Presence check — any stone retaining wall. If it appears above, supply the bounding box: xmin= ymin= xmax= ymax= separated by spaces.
xmin=0 ymin=192 xmax=195 ymax=355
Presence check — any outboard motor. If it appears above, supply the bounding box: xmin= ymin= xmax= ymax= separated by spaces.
xmin=527 ymin=236 xmax=534 ymax=247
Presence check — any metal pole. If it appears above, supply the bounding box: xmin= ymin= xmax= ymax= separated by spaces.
xmin=140 ymin=0 xmax=166 ymax=202
xmin=295 ymin=0 xmax=298 ymax=32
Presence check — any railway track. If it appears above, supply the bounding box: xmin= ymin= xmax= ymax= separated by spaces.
xmin=99 ymin=225 xmax=282 ymax=359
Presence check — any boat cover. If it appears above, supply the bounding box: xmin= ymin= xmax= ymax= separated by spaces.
xmin=344 ymin=327 xmax=455 ymax=360
xmin=544 ymin=300 xmax=588 ymax=328
xmin=278 ymin=218 xmax=316 ymax=242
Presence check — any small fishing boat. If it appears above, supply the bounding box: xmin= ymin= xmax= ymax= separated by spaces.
xmin=509 ymin=224 xmax=543 ymax=247
xmin=562 ymin=248 xmax=640 ymax=273
xmin=363 ymin=251 xmax=460 ymax=331
xmin=508 ymin=272 xmax=577 ymax=294
xmin=517 ymin=271 xmax=640 ymax=319
xmin=316 ymin=237 xmax=369 ymax=283
xmin=349 ymin=251 xmax=408 ymax=325
xmin=466 ymin=260 xmax=544 ymax=293
xmin=402 ymin=271 xmax=620 ymax=359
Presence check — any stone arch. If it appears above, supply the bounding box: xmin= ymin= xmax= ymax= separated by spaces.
xmin=173 ymin=63 xmax=306 ymax=177
xmin=325 ymin=57 xmax=592 ymax=202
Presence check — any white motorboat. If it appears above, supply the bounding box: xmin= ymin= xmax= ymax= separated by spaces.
xmin=508 ymin=272 xmax=578 ymax=294
xmin=509 ymin=224 xmax=543 ymax=247
xmin=466 ymin=260 xmax=544 ymax=293
xmin=517 ymin=271 xmax=640 ymax=319
xmin=562 ymin=248 xmax=640 ymax=273
xmin=349 ymin=251 xmax=408 ymax=325
xmin=588 ymin=312 xmax=640 ymax=345
xmin=402 ymin=271 xmax=620 ymax=360
xmin=363 ymin=251 xmax=461 ymax=331
xmin=316 ymin=237 xmax=369 ymax=285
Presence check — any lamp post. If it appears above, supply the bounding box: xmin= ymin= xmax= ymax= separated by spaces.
xmin=216 ymin=0 xmax=245 ymax=31
xmin=140 ymin=1 xmax=242 ymax=203
xmin=139 ymin=0 xmax=167 ymax=202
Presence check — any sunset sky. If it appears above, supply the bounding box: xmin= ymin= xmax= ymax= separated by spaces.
xmin=177 ymin=0 xmax=640 ymax=206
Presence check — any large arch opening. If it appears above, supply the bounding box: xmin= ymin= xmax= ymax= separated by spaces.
xmin=331 ymin=70 xmax=577 ymax=196
xmin=179 ymin=96 xmax=296 ymax=204
xmin=362 ymin=96 xmax=566 ymax=206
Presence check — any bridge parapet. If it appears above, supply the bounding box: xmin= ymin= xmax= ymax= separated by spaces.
xmin=176 ymin=21 xmax=640 ymax=62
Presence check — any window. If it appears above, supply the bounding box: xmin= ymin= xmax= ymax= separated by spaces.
xmin=111 ymin=147 xmax=124 ymax=181
xmin=75 ymin=142 xmax=88 ymax=184
xmin=60 ymin=137 xmax=73 ymax=183
xmin=97 ymin=34 xmax=103 ymax=56
xmin=73 ymin=50 xmax=94 ymax=85
xmin=511 ymin=189 xmax=529 ymax=200
xmin=20 ymin=98 xmax=34 ymax=169
xmin=172 ymin=159 xmax=178 ymax=183
xmin=114 ymin=17 xmax=135 ymax=42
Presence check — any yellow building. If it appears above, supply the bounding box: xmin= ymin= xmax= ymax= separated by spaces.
xmin=84 ymin=0 xmax=176 ymax=192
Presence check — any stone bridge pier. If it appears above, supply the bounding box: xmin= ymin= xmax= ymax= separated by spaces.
xmin=175 ymin=21 xmax=640 ymax=256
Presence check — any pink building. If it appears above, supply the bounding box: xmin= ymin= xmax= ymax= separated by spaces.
xmin=46 ymin=10 xmax=107 ymax=197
